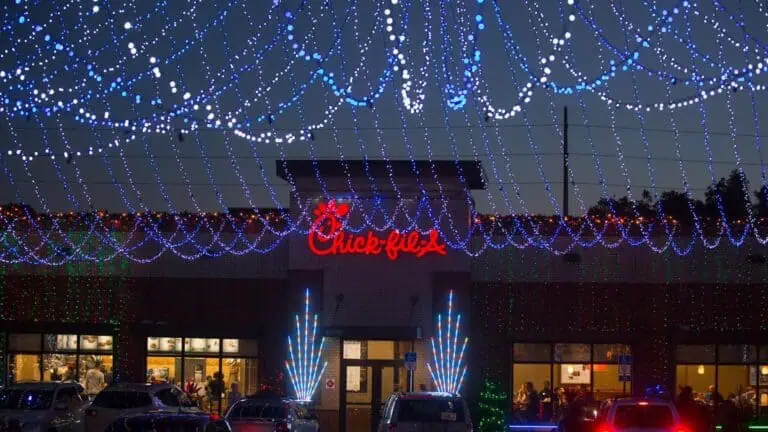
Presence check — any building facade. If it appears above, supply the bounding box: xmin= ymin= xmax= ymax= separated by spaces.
xmin=2 ymin=161 xmax=768 ymax=431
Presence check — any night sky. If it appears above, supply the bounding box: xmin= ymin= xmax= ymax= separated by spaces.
xmin=1 ymin=0 xmax=767 ymax=215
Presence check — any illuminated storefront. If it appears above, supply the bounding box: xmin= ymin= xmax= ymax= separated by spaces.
xmin=676 ymin=345 xmax=768 ymax=414
xmin=145 ymin=337 xmax=259 ymax=414
xmin=511 ymin=343 xmax=632 ymax=401
xmin=6 ymin=333 xmax=114 ymax=394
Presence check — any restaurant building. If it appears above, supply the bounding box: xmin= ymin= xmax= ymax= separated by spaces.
xmin=2 ymin=160 xmax=768 ymax=431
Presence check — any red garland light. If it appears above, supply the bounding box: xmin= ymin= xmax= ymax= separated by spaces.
xmin=307 ymin=200 xmax=447 ymax=260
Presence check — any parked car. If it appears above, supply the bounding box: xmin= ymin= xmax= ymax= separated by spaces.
xmin=557 ymin=399 xmax=602 ymax=432
xmin=84 ymin=383 xmax=201 ymax=432
xmin=0 ymin=381 xmax=89 ymax=431
xmin=377 ymin=392 xmax=472 ymax=432
xmin=224 ymin=394 xmax=319 ymax=432
xmin=105 ymin=412 xmax=231 ymax=431
xmin=595 ymin=397 xmax=687 ymax=432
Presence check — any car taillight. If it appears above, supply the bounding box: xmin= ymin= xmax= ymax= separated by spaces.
xmin=85 ymin=408 xmax=97 ymax=417
xmin=596 ymin=424 xmax=614 ymax=432
xmin=275 ymin=422 xmax=290 ymax=432
xmin=209 ymin=414 xmax=221 ymax=421
xmin=674 ymin=427 xmax=689 ymax=432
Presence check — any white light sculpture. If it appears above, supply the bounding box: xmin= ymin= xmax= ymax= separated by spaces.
xmin=286 ymin=289 xmax=327 ymax=401
xmin=427 ymin=290 xmax=469 ymax=394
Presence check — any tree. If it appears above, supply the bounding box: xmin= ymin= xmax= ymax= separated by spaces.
xmin=703 ymin=169 xmax=751 ymax=221
xmin=477 ymin=378 xmax=507 ymax=432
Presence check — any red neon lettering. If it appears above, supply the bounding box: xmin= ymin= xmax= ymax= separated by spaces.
xmin=307 ymin=200 xmax=447 ymax=260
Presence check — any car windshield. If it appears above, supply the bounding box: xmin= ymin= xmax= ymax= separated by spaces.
xmin=0 ymin=389 xmax=54 ymax=410
xmin=614 ymin=405 xmax=674 ymax=428
xmin=230 ymin=402 xmax=287 ymax=419
xmin=396 ymin=398 xmax=466 ymax=422
xmin=92 ymin=390 xmax=153 ymax=409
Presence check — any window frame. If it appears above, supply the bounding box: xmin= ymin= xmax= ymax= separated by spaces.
xmin=4 ymin=332 xmax=115 ymax=387
xmin=675 ymin=344 xmax=765 ymax=418
xmin=511 ymin=342 xmax=633 ymax=410
xmin=144 ymin=336 xmax=259 ymax=415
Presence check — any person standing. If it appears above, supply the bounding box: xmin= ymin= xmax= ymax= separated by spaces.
xmin=85 ymin=366 xmax=105 ymax=399
xmin=539 ymin=381 xmax=554 ymax=422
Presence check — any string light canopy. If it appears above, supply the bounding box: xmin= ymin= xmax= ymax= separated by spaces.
xmin=285 ymin=289 xmax=327 ymax=402
xmin=3 ymin=1 xmax=768 ymax=263
xmin=427 ymin=290 xmax=469 ymax=394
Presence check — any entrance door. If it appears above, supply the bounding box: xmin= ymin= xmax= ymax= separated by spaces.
xmin=344 ymin=364 xmax=404 ymax=432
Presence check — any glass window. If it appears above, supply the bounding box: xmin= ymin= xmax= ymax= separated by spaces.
xmin=613 ymin=405 xmax=674 ymax=428
xmin=9 ymin=353 xmax=41 ymax=383
xmin=396 ymin=398 xmax=466 ymax=422
xmin=760 ymin=346 xmax=768 ymax=362
xmin=79 ymin=335 xmax=113 ymax=352
xmin=676 ymin=365 xmax=715 ymax=399
xmin=719 ymin=345 xmax=757 ymax=364
xmin=45 ymin=334 xmax=77 ymax=351
xmin=222 ymin=358 xmax=257 ymax=410
xmin=9 ymin=334 xmax=41 ymax=351
xmin=0 ymin=388 xmax=53 ymax=410
xmin=555 ymin=364 xmax=591 ymax=387
xmin=677 ymin=345 xmax=715 ymax=363
xmin=343 ymin=341 xmax=362 ymax=359
xmin=147 ymin=356 xmax=181 ymax=385
xmin=718 ymin=365 xmax=750 ymax=401
xmin=79 ymin=355 xmax=113 ymax=396
xmin=367 ymin=341 xmax=395 ymax=360
xmin=155 ymin=388 xmax=181 ymax=407
xmin=593 ymin=344 xmax=631 ymax=363
xmin=554 ymin=344 xmax=591 ymax=363
xmin=147 ymin=337 xmax=182 ymax=353
xmin=184 ymin=358 xmax=221 ymax=413
xmin=593 ymin=364 xmax=630 ymax=400
xmin=513 ymin=343 xmax=551 ymax=362
xmin=346 ymin=366 xmax=368 ymax=392
xmin=92 ymin=391 xmax=152 ymax=409
xmin=42 ymin=354 xmax=77 ymax=382
xmin=185 ymin=338 xmax=220 ymax=354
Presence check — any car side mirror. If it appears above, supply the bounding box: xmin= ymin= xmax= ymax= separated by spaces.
xmin=54 ymin=400 xmax=68 ymax=411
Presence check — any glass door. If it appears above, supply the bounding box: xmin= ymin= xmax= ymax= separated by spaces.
xmin=345 ymin=365 xmax=373 ymax=432
xmin=375 ymin=366 xmax=405 ymax=430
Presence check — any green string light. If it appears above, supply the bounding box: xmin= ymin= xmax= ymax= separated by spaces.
xmin=477 ymin=377 xmax=507 ymax=432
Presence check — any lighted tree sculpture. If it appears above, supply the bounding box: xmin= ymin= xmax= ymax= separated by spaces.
xmin=427 ymin=290 xmax=469 ymax=394
xmin=286 ymin=289 xmax=327 ymax=401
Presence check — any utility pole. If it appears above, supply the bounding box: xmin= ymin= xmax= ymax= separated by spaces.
xmin=563 ymin=106 xmax=569 ymax=217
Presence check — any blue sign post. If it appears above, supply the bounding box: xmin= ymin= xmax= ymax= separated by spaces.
xmin=618 ymin=355 xmax=632 ymax=396
xmin=405 ymin=352 xmax=417 ymax=392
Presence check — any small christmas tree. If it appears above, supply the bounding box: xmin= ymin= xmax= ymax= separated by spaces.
xmin=477 ymin=378 xmax=507 ymax=432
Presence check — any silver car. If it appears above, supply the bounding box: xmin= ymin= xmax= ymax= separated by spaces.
xmin=0 ymin=382 xmax=90 ymax=431
xmin=224 ymin=395 xmax=319 ymax=432
xmin=377 ymin=392 xmax=472 ymax=432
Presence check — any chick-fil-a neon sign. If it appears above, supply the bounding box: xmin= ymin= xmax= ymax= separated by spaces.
xmin=308 ymin=200 xmax=447 ymax=260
